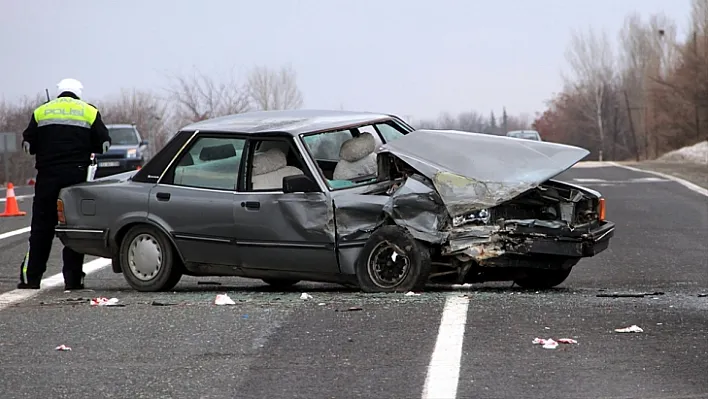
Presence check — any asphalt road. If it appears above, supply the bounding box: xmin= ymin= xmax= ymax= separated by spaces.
xmin=0 ymin=165 xmax=706 ymax=399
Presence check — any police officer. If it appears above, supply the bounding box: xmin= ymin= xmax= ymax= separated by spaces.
xmin=17 ymin=78 xmax=111 ymax=290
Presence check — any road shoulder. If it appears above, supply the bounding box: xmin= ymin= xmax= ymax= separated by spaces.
xmin=623 ymin=161 xmax=708 ymax=190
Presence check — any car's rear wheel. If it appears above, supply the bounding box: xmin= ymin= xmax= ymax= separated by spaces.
xmin=262 ymin=278 xmax=300 ymax=289
xmin=119 ymin=225 xmax=182 ymax=292
xmin=356 ymin=225 xmax=431 ymax=293
xmin=513 ymin=259 xmax=579 ymax=289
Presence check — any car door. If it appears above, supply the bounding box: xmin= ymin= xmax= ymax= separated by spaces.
xmin=148 ymin=135 xmax=247 ymax=266
xmin=232 ymin=137 xmax=339 ymax=274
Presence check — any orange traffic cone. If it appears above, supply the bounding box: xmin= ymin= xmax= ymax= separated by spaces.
xmin=1 ymin=183 xmax=27 ymax=217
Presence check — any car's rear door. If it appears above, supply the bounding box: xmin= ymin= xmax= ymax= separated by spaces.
xmin=148 ymin=135 xmax=247 ymax=266
xmin=231 ymin=137 xmax=339 ymax=274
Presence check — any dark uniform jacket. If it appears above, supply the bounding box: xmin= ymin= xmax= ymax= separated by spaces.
xmin=22 ymin=92 xmax=111 ymax=172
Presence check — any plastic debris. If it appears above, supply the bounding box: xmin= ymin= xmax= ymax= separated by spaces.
xmin=532 ymin=337 xmax=578 ymax=349
xmin=557 ymin=338 xmax=578 ymax=344
xmin=214 ymin=294 xmax=236 ymax=305
xmin=391 ymin=252 xmax=398 ymax=261
xmin=532 ymin=338 xmax=559 ymax=349
xmin=300 ymin=293 xmax=313 ymax=300
xmin=405 ymin=291 xmax=421 ymax=296
xmin=614 ymin=325 xmax=643 ymax=333
xmin=317 ymin=302 xmax=326 ymax=306
xmin=55 ymin=345 xmax=72 ymax=351
xmin=90 ymin=297 xmax=120 ymax=306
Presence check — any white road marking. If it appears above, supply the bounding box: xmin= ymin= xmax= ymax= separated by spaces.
xmin=574 ymin=178 xmax=671 ymax=185
xmin=0 ymin=257 xmax=112 ymax=311
xmin=608 ymin=162 xmax=708 ymax=198
xmin=422 ymin=294 xmax=470 ymax=399
xmin=573 ymin=178 xmax=606 ymax=182
xmin=0 ymin=194 xmax=33 ymax=202
xmin=0 ymin=226 xmax=31 ymax=240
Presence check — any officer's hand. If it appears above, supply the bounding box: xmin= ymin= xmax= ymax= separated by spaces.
xmin=22 ymin=141 xmax=31 ymax=155
xmin=101 ymin=141 xmax=110 ymax=154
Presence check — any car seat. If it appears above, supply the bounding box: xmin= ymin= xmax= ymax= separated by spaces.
xmin=332 ymin=132 xmax=377 ymax=180
xmin=251 ymin=148 xmax=304 ymax=190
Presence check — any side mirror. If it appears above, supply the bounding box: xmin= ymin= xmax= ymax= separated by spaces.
xmin=140 ymin=140 xmax=149 ymax=146
xmin=283 ymin=175 xmax=319 ymax=193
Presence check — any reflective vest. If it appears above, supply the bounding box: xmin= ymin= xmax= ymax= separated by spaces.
xmin=33 ymin=97 xmax=98 ymax=129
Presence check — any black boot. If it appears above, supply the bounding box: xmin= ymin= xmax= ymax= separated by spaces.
xmin=17 ymin=281 xmax=40 ymax=289
xmin=64 ymin=272 xmax=86 ymax=291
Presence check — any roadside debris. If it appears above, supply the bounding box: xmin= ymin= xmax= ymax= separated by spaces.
xmin=405 ymin=291 xmax=421 ymax=296
xmin=596 ymin=291 xmax=664 ymax=298
xmin=214 ymin=294 xmax=236 ymax=305
xmin=90 ymin=297 xmax=121 ymax=306
xmin=300 ymin=293 xmax=313 ymax=300
xmin=55 ymin=345 xmax=72 ymax=351
xmin=614 ymin=325 xmax=644 ymax=333
xmin=532 ymin=337 xmax=578 ymax=349
xmin=698 ymin=293 xmax=707 ymax=298
xmin=151 ymin=301 xmax=177 ymax=307
xmin=336 ymin=306 xmax=363 ymax=312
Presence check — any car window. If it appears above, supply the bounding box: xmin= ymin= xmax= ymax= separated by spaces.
xmin=375 ymin=123 xmax=406 ymax=143
xmin=167 ymin=136 xmax=245 ymax=191
xmin=301 ymin=126 xmax=382 ymax=190
xmin=247 ymin=139 xmax=309 ymax=191
xmin=108 ymin=127 xmax=140 ymax=145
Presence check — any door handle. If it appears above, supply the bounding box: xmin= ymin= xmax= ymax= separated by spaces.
xmin=241 ymin=201 xmax=260 ymax=210
xmin=156 ymin=192 xmax=171 ymax=201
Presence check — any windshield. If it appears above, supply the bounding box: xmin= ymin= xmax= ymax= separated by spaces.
xmin=108 ymin=127 xmax=140 ymax=145
xmin=507 ymin=131 xmax=540 ymax=140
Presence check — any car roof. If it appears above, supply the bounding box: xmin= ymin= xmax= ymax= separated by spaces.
xmin=180 ymin=109 xmax=399 ymax=135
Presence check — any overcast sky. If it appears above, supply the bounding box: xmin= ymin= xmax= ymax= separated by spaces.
xmin=0 ymin=0 xmax=692 ymax=120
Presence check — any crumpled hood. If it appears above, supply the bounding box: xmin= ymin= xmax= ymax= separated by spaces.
xmin=378 ymin=129 xmax=590 ymax=217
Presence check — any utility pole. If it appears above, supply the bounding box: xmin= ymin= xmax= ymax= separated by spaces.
xmin=623 ymin=90 xmax=640 ymax=161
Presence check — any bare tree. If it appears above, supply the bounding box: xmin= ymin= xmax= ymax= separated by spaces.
xmin=563 ymin=27 xmax=617 ymax=160
xmin=247 ymin=65 xmax=304 ymax=111
xmin=96 ymin=89 xmax=173 ymax=155
xmin=166 ymin=68 xmax=251 ymax=125
xmin=0 ymin=94 xmax=44 ymax=183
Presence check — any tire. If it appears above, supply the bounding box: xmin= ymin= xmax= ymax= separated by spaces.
xmin=262 ymin=278 xmax=300 ymax=289
xmin=355 ymin=225 xmax=432 ymax=293
xmin=513 ymin=259 xmax=578 ymax=289
xmin=119 ymin=225 xmax=183 ymax=292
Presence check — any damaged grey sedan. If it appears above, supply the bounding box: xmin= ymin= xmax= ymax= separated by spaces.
xmin=55 ymin=110 xmax=615 ymax=292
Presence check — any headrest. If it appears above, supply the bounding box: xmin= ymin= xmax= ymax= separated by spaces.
xmin=253 ymin=148 xmax=287 ymax=176
xmin=339 ymin=132 xmax=376 ymax=162
xmin=199 ymin=143 xmax=237 ymax=161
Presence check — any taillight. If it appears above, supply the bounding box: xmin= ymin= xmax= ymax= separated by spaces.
xmin=57 ymin=199 xmax=65 ymax=224
xmin=597 ymin=198 xmax=606 ymax=221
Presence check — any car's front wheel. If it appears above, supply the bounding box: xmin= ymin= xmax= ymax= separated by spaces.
xmin=356 ymin=225 xmax=431 ymax=293
xmin=119 ymin=225 xmax=183 ymax=292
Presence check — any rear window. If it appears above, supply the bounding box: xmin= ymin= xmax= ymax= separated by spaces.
xmin=109 ymin=127 xmax=140 ymax=145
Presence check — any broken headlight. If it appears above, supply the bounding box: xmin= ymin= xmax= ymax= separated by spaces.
xmin=452 ymin=208 xmax=490 ymax=227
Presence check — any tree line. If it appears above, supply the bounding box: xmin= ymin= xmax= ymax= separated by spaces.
xmin=533 ymin=0 xmax=708 ymax=161
xmin=0 ymin=64 xmax=305 ymax=183
xmin=0 ymin=61 xmax=533 ymax=183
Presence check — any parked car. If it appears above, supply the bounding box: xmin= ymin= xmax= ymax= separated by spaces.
xmin=506 ymin=130 xmax=542 ymax=141
xmin=94 ymin=124 xmax=150 ymax=178
xmin=55 ymin=110 xmax=615 ymax=292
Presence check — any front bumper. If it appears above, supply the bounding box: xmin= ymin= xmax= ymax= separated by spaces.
xmin=94 ymin=158 xmax=143 ymax=178
xmin=55 ymin=226 xmax=112 ymax=258
xmin=509 ymin=220 xmax=616 ymax=258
